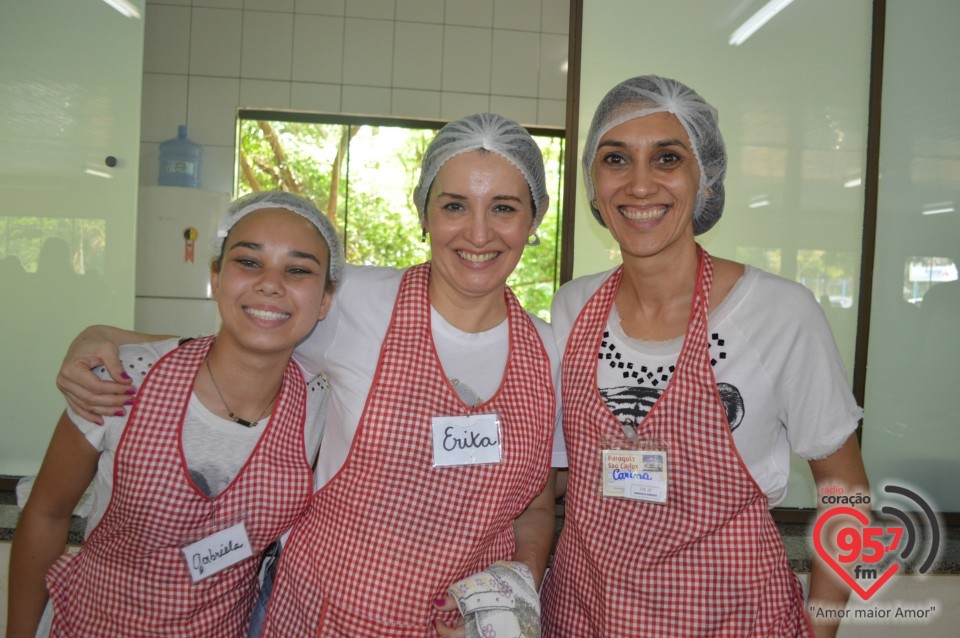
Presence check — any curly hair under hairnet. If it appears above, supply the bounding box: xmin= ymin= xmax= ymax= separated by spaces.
xmin=413 ymin=113 xmax=550 ymax=233
xmin=583 ymin=75 xmax=727 ymax=236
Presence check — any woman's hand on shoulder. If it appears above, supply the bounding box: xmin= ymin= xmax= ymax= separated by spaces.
xmin=56 ymin=325 xmax=161 ymax=424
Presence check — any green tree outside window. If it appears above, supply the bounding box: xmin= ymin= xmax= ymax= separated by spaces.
xmin=238 ymin=119 xmax=564 ymax=320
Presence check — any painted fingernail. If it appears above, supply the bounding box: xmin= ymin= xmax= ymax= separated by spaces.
xmin=434 ymin=598 xmax=446 ymax=607
xmin=125 ymin=388 xmax=137 ymax=395
xmin=124 ymin=399 xmax=134 ymax=406
xmin=114 ymin=410 xmax=126 ymax=417
xmin=121 ymin=372 xmax=131 ymax=380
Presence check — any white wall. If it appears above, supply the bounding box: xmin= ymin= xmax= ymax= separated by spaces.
xmin=138 ymin=0 xmax=569 ymax=195
xmin=860 ymin=0 xmax=960 ymax=511
xmin=0 ymin=0 xmax=144 ymax=476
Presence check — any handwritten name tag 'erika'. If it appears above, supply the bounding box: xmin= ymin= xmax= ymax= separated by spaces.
xmin=181 ymin=522 xmax=253 ymax=582
xmin=432 ymin=413 xmax=503 ymax=467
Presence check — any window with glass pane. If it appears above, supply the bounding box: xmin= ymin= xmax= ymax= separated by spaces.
xmin=237 ymin=116 xmax=564 ymax=320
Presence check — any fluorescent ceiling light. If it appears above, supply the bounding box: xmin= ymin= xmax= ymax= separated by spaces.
xmin=84 ymin=168 xmax=113 ymax=179
xmin=101 ymin=0 xmax=141 ymax=19
xmin=729 ymin=0 xmax=795 ymax=46
xmin=922 ymin=206 xmax=955 ymax=216
xmin=748 ymin=199 xmax=770 ymax=209
xmin=844 ymin=177 xmax=862 ymax=188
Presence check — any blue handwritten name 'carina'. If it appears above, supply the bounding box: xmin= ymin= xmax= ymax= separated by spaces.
xmin=612 ymin=469 xmax=653 ymax=481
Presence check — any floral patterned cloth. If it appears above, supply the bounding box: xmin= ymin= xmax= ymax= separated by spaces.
xmin=450 ymin=561 xmax=540 ymax=638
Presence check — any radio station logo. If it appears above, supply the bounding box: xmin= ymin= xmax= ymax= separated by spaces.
xmin=813 ymin=482 xmax=941 ymax=603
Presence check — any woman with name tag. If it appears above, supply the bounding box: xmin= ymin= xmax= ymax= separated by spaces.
xmin=52 ymin=114 xmax=562 ymax=638
xmin=539 ymin=76 xmax=869 ymax=637
xmin=8 ymin=192 xmax=342 ymax=637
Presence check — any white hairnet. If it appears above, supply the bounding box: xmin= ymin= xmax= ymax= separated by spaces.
xmin=583 ymin=75 xmax=726 ymax=235
xmin=413 ymin=113 xmax=550 ymax=232
xmin=216 ymin=190 xmax=345 ymax=283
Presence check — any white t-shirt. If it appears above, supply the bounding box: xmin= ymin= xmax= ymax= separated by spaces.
xmin=294 ymin=264 xmax=566 ymax=488
xmin=68 ymin=339 xmax=329 ymax=534
xmin=550 ymin=265 xmax=862 ymax=506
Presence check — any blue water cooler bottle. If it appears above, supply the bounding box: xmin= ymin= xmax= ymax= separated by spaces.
xmin=158 ymin=125 xmax=202 ymax=188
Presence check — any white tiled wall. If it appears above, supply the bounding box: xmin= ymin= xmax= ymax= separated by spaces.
xmin=140 ymin=0 xmax=569 ymax=195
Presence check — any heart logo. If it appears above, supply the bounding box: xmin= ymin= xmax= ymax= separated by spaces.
xmin=813 ymin=506 xmax=900 ymax=600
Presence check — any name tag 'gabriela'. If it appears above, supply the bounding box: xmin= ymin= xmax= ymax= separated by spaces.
xmin=431 ymin=413 xmax=503 ymax=467
xmin=181 ymin=522 xmax=253 ymax=582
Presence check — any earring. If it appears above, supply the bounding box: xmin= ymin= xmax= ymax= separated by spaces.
xmin=526 ymin=233 xmax=541 ymax=247
xmin=421 ymin=228 xmax=427 ymax=243
xmin=590 ymin=199 xmax=599 ymax=209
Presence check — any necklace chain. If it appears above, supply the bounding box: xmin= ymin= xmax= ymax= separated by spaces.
xmin=204 ymin=358 xmax=279 ymax=428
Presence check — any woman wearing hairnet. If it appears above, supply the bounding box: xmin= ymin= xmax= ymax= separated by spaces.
xmin=54 ymin=114 xmax=561 ymax=638
xmin=539 ymin=76 xmax=868 ymax=637
xmin=10 ymin=192 xmax=341 ymax=637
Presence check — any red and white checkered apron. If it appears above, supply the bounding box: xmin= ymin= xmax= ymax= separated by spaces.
xmin=261 ymin=262 xmax=555 ymax=637
xmin=45 ymin=335 xmax=312 ymax=637
xmin=541 ymin=248 xmax=811 ymax=637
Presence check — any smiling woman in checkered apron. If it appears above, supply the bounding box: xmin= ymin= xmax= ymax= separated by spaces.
xmin=254 ymin=114 xmax=561 ymax=638
xmin=539 ymin=76 xmax=870 ymax=638
xmin=52 ymin=114 xmax=563 ymax=638
xmin=9 ymin=192 xmax=342 ymax=637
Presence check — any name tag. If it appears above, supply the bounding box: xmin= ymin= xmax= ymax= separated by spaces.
xmin=601 ymin=448 xmax=668 ymax=503
xmin=181 ymin=522 xmax=253 ymax=582
xmin=432 ymin=413 xmax=502 ymax=467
